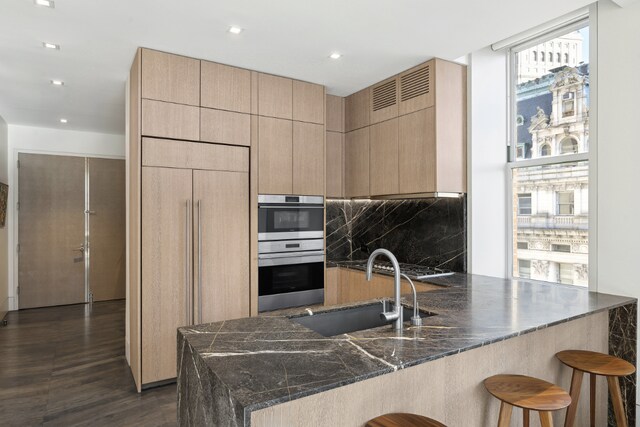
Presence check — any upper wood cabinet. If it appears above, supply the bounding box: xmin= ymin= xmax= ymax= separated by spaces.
xmin=326 ymin=95 xmax=344 ymax=132
xmin=370 ymin=77 xmax=398 ymax=124
xmin=293 ymin=122 xmax=324 ymax=195
xmin=142 ymin=138 xmax=249 ymax=172
xmin=200 ymin=108 xmax=250 ymax=147
xmin=200 ymin=61 xmax=251 ymax=113
xmin=342 ymin=58 xmax=466 ymax=197
xmin=140 ymin=49 xmax=200 ymax=106
xmin=326 ymin=131 xmax=344 ymax=198
xmin=293 ymin=81 xmax=324 ymax=124
xmin=258 ymin=117 xmax=293 ymax=194
xmin=399 ymin=62 xmax=435 ymax=115
xmin=141 ymin=99 xmax=199 ymax=141
xmin=258 ymin=73 xmax=293 ymax=119
xmin=370 ymin=118 xmax=399 ymax=196
xmin=345 ymin=88 xmax=370 ymax=132
xmin=345 ymin=127 xmax=369 ymax=198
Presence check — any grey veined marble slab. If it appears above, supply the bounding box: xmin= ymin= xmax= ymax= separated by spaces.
xmin=177 ymin=273 xmax=636 ymax=427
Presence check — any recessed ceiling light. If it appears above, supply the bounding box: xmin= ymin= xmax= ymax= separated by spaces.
xmin=329 ymin=52 xmax=342 ymax=60
xmin=59 ymin=118 xmax=68 ymax=123
xmin=43 ymin=42 xmax=60 ymax=50
xmin=51 ymin=80 xmax=64 ymax=86
xmin=228 ymin=26 xmax=243 ymax=35
xmin=34 ymin=0 xmax=55 ymax=8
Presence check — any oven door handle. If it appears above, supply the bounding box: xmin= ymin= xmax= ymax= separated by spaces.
xmin=258 ymin=205 xmax=325 ymax=209
xmin=258 ymin=254 xmax=325 ymax=267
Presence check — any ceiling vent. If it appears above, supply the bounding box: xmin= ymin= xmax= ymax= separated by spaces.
xmin=372 ymin=80 xmax=397 ymax=111
xmin=400 ymin=65 xmax=430 ymax=102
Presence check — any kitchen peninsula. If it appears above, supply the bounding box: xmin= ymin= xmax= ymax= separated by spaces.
xmin=177 ymin=273 xmax=636 ymax=426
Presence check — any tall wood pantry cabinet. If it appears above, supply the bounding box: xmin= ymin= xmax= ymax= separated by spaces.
xmin=129 ymin=48 xmax=251 ymax=390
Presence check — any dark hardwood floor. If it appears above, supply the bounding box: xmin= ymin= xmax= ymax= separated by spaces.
xmin=0 ymin=301 xmax=176 ymax=426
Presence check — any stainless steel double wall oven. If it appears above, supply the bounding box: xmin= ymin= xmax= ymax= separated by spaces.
xmin=258 ymin=195 xmax=325 ymax=312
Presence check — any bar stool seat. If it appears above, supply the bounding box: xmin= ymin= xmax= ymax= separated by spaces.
xmin=484 ymin=374 xmax=571 ymax=427
xmin=556 ymin=349 xmax=635 ymax=427
xmin=365 ymin=413 xmax=446 ymax=427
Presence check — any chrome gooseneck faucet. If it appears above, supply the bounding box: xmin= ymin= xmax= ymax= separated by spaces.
xmin=366 ymin=248 xmax=403 ymax=330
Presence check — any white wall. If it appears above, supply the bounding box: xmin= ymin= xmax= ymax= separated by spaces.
xmin=593 ymin=0 xmax=640 ymax=404
xmin=0 ymin=117 xmax=8 ymax=321
xmin=6 ymin=125 xmax=124 ymax=310
xmin=467 ymin=47 xmax=509 ymax=278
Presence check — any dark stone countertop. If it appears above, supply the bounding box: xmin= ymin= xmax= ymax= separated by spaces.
xmin=177 ymin=273 xmax=635 ymax=424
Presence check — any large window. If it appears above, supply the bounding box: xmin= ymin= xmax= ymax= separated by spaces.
xmin=510 ymin=21 xmax=590 ymax=287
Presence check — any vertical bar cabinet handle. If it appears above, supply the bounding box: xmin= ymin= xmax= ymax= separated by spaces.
xmin=198 ymin=200 xmax=203 ymax=324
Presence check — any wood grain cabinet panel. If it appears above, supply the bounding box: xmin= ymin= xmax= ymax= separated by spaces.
xmin=200 ymin=61 xmax=251 ymax=113
xmin=193 ymin=169 xmax=249 ymax=324
xmin=258 ymin=117 xmax=293 ymax=194
xmin=141 ymin=99 xmax=199 ymax=141
xmin=200 ymin=108 xmax=250 ymax=146
xmin=370 ymin=118 xmax=399 ymax=196
xmin=326 ymin=131 xmax=344 ymax=198
xmin=292 ymin=80 xmax=324 ymax=124
xmin=399 ymin=108 xmax=436 ymax=194
xmin=326 ymin=95 xmax=344 ymax=132
xmin=141 ymin=49 xmax=200 ymax=106
xmin=345 ymin=88 xmax=370 ymax=132
xmin=293 ymin=122 xmax=324 ymax=196
xmin=344 ymin=127 xmax=370 ymax=198
xmin=141 ymin=166 xmax=192 ymax=384
xmin=324 ymin=268 xmax=340 ymax=306
xmin=398 ymin=61 xmax=435 ymax=115
xmin=258 ymin=73 xmax=293 ymax=119
xmin=142 ymin=138 xmax=248 ymax=172
xmin=370 ymin=77 xmax=399 ymax=124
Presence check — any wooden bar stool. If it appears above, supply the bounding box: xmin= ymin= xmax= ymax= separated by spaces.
xmin=365 ymin=413 xmax=446 ymax=427
xmin=484 ymin=374 xmax=571 ymax=427
xmin=556 ymin=349 xmax=635 ymax=427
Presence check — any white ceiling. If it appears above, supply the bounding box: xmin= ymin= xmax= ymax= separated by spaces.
xmin=0 ymin=0 xmax=593 ymax=135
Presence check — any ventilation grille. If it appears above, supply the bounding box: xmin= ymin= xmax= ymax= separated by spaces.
xmin=372 ymin=80 xmax=397 ymax=111
xmin=400 ymin=65 xmax=430 ymax=102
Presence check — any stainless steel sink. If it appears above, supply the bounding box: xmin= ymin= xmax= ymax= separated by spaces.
xmin=291 ymin=303 xmax=434 ymax=337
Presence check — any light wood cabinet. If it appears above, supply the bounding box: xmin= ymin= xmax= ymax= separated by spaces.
xmin=370 ymin=77 xmax=398 ymax=124
xmin=141 ymin=49 xmax=200 ymax=106
xmin=142 ymin=138 xmax=249 ymax=172
xmin=326 ymin=95 xmax=344 ymax=132
xmin=398 ymin=61 xmax=435 ymax=115
xmin=200 ymin=108 xmax=251 ymax=147
xmin=399 ymin=108 xmax=436 ymax=193
xmin=342 ymin=58 xmax=466 ymax=197
xmin=140 ymin=144 xmax=249 ymax=386
xmin=345 ymin=127 xmax=369 ymax=198
xmin=200 ymin=61 xmax=251 ymax=113
xmin=141 ymin=166 xmax=192 ymax=385
xmin=326 ymin=132 xmax=344 ymax=198
xmin=258 ymin=73 xmax=293 ymax=119
xmin=141 ymin=99 xmax=199 ymax=141
xmin=193 ymin=170 xmax=250 ymax=324
xmin=258 ymin=117 xmax=293 ymax=194
xmin=293 ymin=80 xmax=324 ymax=124
xmin=293 ymin=122 xmax=324 ymax=196
xmin=369 ymin=118 xmax=399 ymax=196
xmin=345 ymin=89 xmax=370 ymax=132
xmin=328 ymin=267 xmax=441 ymax=305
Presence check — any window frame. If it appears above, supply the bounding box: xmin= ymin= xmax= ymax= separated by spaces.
xmin=506 ymin=17 xmax=594 ymax=289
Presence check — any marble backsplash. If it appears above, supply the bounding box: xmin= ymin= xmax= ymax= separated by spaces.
xmin=326 ymin=197 xmax=467 ymax=272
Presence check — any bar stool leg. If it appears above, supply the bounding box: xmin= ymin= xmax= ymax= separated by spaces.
xmin=563 ymin=368 xmax=583 ymax=427
xmin=523 ymin=408 xmax=530 ymax=427
xmin=607 ymin=376 xmax=628 ymax=427
xmin=497 ymin=402 xmax=512 ymax=427
xmin=589 ymin=373 xmax=596 ymax=427
xmin=539 ymin=411 xmax=554 ymax=427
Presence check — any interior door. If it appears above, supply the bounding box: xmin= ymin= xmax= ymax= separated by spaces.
xmin=141 ymin=166 xmax=192 ymax=384
xmin=89 ymin=158 xmax=126 ymax=302
xmin=18 ymin=153 xmax=86 ymax=309
xmin=193 ymin=169 xmax=249 ymax=324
